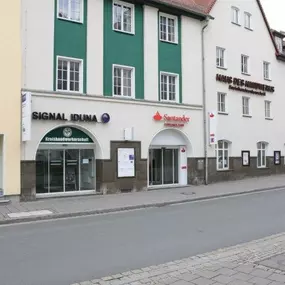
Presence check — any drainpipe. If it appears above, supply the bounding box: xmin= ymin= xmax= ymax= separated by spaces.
xmin=201 ymin=18 xmax=209 ymax=185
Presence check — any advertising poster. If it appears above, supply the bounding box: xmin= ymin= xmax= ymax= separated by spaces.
xmin=117 ymin=148 xmax=135 ymax=178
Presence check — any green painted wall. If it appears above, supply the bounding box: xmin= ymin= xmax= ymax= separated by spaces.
xmin=54 ymin=0 xmax=88 ymax=92
xmin=103 ymin=0 xmax=144 ymax=99
xmin=158 ymin=15 xmax=182 ymax=103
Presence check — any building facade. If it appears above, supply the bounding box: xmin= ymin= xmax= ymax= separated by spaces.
xmin=0 ymin=0 xmax=21 ymax=197
xmin=21 ymin=0 xmax=210 ymax=200
xmin=204 ymin=0 xmax=285 ymax=183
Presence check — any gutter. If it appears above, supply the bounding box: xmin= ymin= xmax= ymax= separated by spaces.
xmin=201 ymin=18 xmax=209 ymax=185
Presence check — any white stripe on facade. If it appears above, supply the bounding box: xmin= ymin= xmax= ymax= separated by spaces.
xmin=87 ymin=0 xmax=104 ymax=95
xmin=143 ymin=5 xmax=159 ymax=101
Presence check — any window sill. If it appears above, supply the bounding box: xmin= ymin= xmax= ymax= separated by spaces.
xmin=218 ymin=112 xmax=228 ymax=116
xmin=241 ymin=72 xmax=251 ymax=76
xmin=56 ymin=89 xmax=82 ymax=94
xmin=257 ymin=166 xmax=269 ymax=170
xmin=159 ymin=39 xmax=178 ymax=45
xmin=160 ymin=99 xmax=179 ymax=104
xmin=242 ymin=114 xmax=252 ymax=118
xmin=265 ymin=117 xmax=273 ymax=120
xmin=113 ymin=28 xmax=135 ymax=36
xmin=113 ymin=94 xmax=134 ymax=99
xmin=217 ymin=169 xmax=233 ymax=172
xmin=264 ymin=77 xmax=272 ymax=82
xmin=217 ymin=66 xmax=227 ymax=70
xmin=231 ymin=22 xmax=241 ymax=26
xmin=245 ymin=27 xmax=253 ymax=31
xmin=57 ymin=16 xmax=83 ymax=24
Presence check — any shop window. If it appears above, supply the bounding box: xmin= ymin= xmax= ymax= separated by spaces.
xmin=257 ymin=142 xmax=267 ymax=168
xmin=216 ymin=140 xmax=230 ymax=170
xmin=113 ymin=0 xmax=134 ymax=34
xmin=58 ymin=0 xmax=83 ymax=23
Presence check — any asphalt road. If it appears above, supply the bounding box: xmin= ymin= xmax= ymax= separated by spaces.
xmin=1 ymin=189 xmax=285 ymax=285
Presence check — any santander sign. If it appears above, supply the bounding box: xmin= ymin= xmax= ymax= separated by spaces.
xmin=153 ymin=111 xmax=190 ymax=127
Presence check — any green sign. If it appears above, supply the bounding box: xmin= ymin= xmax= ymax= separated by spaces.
xmin=41 ymin=127 xmax=94 ymax=143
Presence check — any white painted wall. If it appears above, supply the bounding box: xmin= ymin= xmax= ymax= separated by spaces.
xmin=22 ymin=93 xmax=204 ymax=161
xmin=181 ymin=16 xmax=203 ymax=106
xmin=143 ymin=6 xmax=159 ymax=101
xmin=21 ymin=0 xmax=54 ymax=90
xmin=87 ymin=0 xmax=104 ymax=95
xmin=204 ymin=0 xmax=285 ymax=158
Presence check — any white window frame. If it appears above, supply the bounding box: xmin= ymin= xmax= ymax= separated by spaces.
xmin=257 ymin=142 xmax=267 ymax=168
xmin=160 ymin=72 xmax=179 ymax=103
xmin=263 ymin=61 xmax=271 ymax=80
xmin=241 ymin=54 xmax=249 ymax=74
xmin=231 ymin=6 xmax=240 ymax=25
xmin=242 ymin=96 xmax=251 ymax=117
xmin=112 ymin=0 xmax=135 ymax=34
xmin=216 ymin=47 xmax=226 ymax=68
xmin=56 ymin=56 xmax=83 ymax=93
xmin=112 ymin=64 xmax=135 ymax=98
xmin=244 ymin=12 xmax=252 ymax=30
xmin=216 ymin=140 xmax=230 ymax=171
xmin=159 ymin=12 xmax=178 ymax=44
xmin=217 ymin=92 xmax=227 ymax=114
xmin=275 ymin=36 xmax=283 ymax=53
xmin=265 ymin=100 xmax=272 ymax=119
xmin=57 ymin=0 xmax=84 ymax=23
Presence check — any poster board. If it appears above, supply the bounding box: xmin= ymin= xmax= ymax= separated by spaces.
xmin=21 ymin=92 xmax=32 ymax=141
xmin=274 ymin=151 xmax=281 ymax=165
xmin=241 ymin=150 xmax=250 ymax=166
xmin=117 ymin=148 xmax=135 ymax=178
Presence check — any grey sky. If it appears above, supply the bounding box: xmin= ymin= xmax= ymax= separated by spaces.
xmin=260 ymin=0 xmax=285 ymax=31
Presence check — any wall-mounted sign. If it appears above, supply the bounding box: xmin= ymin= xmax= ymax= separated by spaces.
xmin=41 ymin=127 xmax=94 ymax=143
xmin=216 ymin=74 xmax=275 ymax=96
xmin=208 ymin=111 xmax=217 ymax=145
xmin=153 ymin=111 xmax=190 ymax=127
xmin=32 ymin=112 xmax=110 ymax=123
xmin=241 ymin=150 xmax=250 ymax=166
xmin=117 ymin=148 xmax=135 ymax=178
xmin=274 ymin=151 xmax=281 ymax=165
xmin=22 ymin=92 xmax=32 ymax=141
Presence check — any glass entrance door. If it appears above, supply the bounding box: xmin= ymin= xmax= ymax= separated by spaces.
xmin=36 ymin=148 xmax=95 ymax=194
xmin=149 ymin=148 xmax=179 ymax=186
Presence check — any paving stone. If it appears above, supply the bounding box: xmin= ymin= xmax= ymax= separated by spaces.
xmin=268 ymin=273 xmax=285 ymax=282
xmin=247 ymin=276 xmax=271 ymax=285
xmin=195 ymin=270 xmax=219 ymax=279
xmin=250 ymin=269 xmax=272 ymax=278
xmin=179 ymin=273 xmax=199 ymax=282
xmin=227 ymin=281 xmax=251 ymax=285
xmin=171 ymin=280 xmax=194 ymax=285
xmin=268 ymin=282 xmax=285 ymax=285
xmin=235 ymin=265 xmax=255 ymax=274
xmin=215 ymin=268 xmax=237 ymax=276
xmin=192 ymin=277 xmax=214 ymax=285
xmin=213 ymin=275 xmax=236 ymax=284
xmin=230 ymin=273 xmax=251 ymax=281
xmin=80 ymin=282 xmax=93 ymax=285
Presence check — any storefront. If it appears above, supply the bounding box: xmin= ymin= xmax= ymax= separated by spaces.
xmin=35 ymin=126 xmax=96 ymax=195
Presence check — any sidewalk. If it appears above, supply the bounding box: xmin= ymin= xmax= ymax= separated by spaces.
xmin=1 ymin=174 xmax=285 ymax=224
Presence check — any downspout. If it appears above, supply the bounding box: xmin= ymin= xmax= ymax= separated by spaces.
xmin=202 ymin=18 xmax=209 ymax=185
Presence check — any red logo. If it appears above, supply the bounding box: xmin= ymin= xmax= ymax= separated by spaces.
xmin=181 ymin=148 xmax=186 ymax=153
xmin=153 ymin=111 xmax=163 ymax=121
xmin=209 ymin=113 xmax=215 ymax=118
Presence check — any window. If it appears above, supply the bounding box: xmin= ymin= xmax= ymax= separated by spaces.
xmin=263 ymin=61 xmax=270 ymax=80
xmin=275 ymin=36 xmax=283 ymax=53
xmin=217 ymin=92 xmax=227 ymax=113
xmin=244 ymin=12 xmax=252 ymax=29
xmin=231 ymin=7 xmax=240 ymax=25
xmin=58 ymin=0 xmax=83 ymax=22
xmin=216 ymin=140 xmax=230 ymax=170
xmin=160 ymin=72 xmax=179 ymax=102
xmin=257 ymin=142 xmax=267 ymax=168
xmin=159 ymin=13 xmax=178 ymax=43
xmin=242 ymin=97 xmax=250 ymax=116
xmin=265 ymin=101 xmax=271 ymax=119
xmin=113 ymin=65 xmax=134 ymax=97
xmin=241 ymin=55 xmax=249 ymax=74
xmin=57 ymin=57 xmax=82 ymax=92
xmin=216 ymin=47 xmax=225 ymax=68
xmin=113 ymin=0 xmax=134 ymax=33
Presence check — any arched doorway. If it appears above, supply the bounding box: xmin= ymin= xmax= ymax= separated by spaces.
xmin=148 ymin=129 xmax=190 ymax=187
xmin=35 ymin=126 xmax=96 ymax=194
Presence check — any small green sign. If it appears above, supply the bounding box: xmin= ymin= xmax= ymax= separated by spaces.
xmin=41 ymin=127 xmax=94 ymax=143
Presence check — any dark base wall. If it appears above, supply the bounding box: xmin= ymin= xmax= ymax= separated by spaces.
xmin=21 ymin=160 xmax=36 ymax=201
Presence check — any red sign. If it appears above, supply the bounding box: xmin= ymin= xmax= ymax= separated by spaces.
xmin=153 ymin=111 xmax=190 ymax=127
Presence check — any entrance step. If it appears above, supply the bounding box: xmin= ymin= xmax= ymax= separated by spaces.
xmin=0 ymin=189 xmax=10 ymax=205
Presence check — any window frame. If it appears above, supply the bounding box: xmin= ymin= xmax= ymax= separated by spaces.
xmin=216 ymin=47 xmax=226 ymax=69
xmin=257 ymin=142 xmax=267 ymax=168
xmin=159 ymin=12 xmax=178 ymax=44
xmin=159 ymin=71 xmax=179 ymax=103
xmin=231 ymin=6 xmax=240 ymax=25
xmin=112 ymin=0 xmax=135 ymax=34
xmin=57 ymin=0 xmax=84 ymax=23
xmin=263 ymin=61 xmax=271 ymax=80
xmin=242 ymin=96 xmax=251 ymax=117
xmin=216 ymin=140 xmax=230 ymax=171
xmin=56 ymin=56 xmax=83 ymax=93
xmin=244 ymin=12 xmax=252 ymax=30
xmin=265 ymin=100 xmax=272 ymax=119
xmin=217 ymin=92 xmax=227 ymax=114
xmin=241 ymin=54 xmax=250 ymax=75
xmin=112 ymin=64 xmax=135 ymax=98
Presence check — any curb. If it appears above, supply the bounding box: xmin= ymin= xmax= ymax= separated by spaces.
xmin=1 ymin=185 xmax=285 ymax=226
